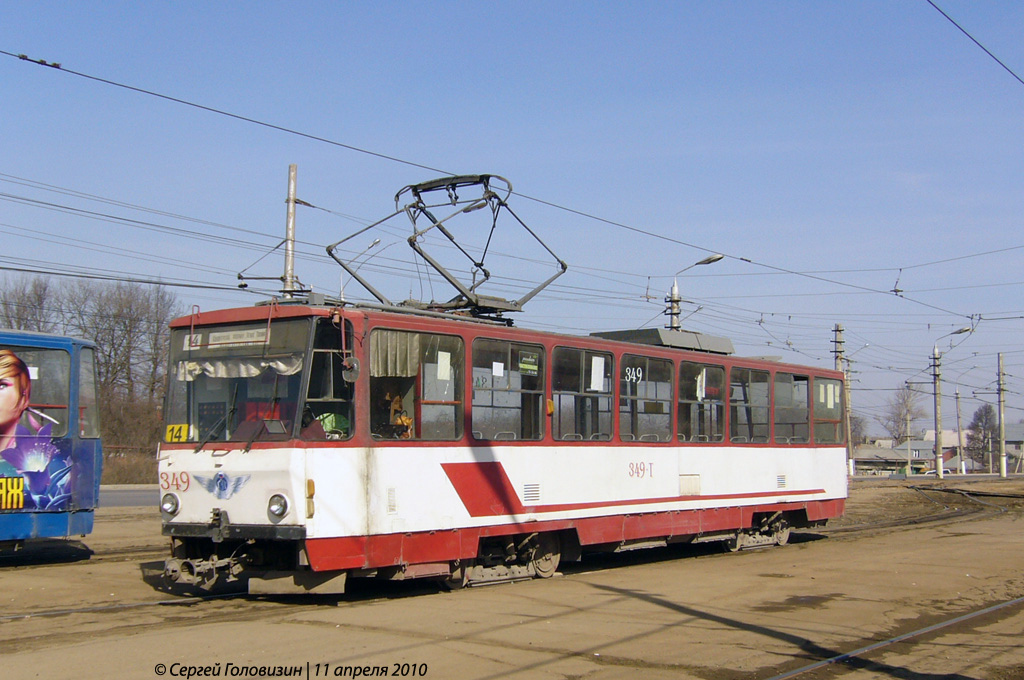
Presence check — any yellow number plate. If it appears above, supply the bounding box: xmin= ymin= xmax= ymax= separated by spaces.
xmin=165 ymin=424 xmax=190 ymax=442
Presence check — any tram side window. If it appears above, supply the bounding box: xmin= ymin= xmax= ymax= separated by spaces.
xmin=303 ymin=318 xmax=356 ymax=440
xmin=813 ymin=377 xmax=845 ymax=444
xmin=471 ymin=339 xmax=543 ymax=441
xmin=729 ymin=367 xmax=770 ymax=443
xmin=619 ymin=354 xmax=672 ymax=442
xmin=552 ymin=347 xmax=613 ymax=441
xmin=678 ymin=362 xmax=725 ymax=442
xmin=774 ymin=373 xmax=809 ymax=444
xmin=369 ymin=329 xmax=464 ymax=441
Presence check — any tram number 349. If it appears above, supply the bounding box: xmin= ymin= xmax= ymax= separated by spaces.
xmin=160 ymin=471 xmax=191 ymax=491
xmin=628 ymin=461 xmax=654 ymax=478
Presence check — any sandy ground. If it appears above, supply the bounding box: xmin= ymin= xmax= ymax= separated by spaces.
xmin=2 ymin=477 xmax=1024 ymax=680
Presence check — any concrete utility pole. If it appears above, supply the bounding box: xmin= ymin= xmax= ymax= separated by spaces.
xmin=999 ymin=353 xmax=1007 ymax=478
xmin=905 ymin=406 xmax=912 ymax=475
xmin=832 ymin=325 xmax=854 ymax=473
xmin=833 ymin=324 xmax=843 ymax=373
xmin=932 ymin=346 xmax=944 ymax=479
xmin=283 ymin=164 xmax=298 ymax=298
xmin=665 ymin=281 xmax=682 ymax=331
xmin=928 ymin=327 xmax=970 ymax=478
xmin=955 ymin=388 xmax=964 ymax=474
xmin=667 ymin=254 xmax=723 ymax=330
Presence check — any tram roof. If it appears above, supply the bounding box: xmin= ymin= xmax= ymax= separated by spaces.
xmin=589 ymin=328 xmax=734 ymax=356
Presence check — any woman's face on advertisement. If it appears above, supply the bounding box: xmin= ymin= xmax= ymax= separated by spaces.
xmin=0 ymin=375 xmax=28 ymax=431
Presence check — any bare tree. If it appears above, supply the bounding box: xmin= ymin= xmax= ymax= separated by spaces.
xmin=142 ymin=285 xmax=176 ymax=404
xmin=6 ymin=275 xmax=180 ymax=457
xmin=65 ymin=281 xmax=181 ymax=452
xmin=876 ymin=384 xmax=927 ymax=443
xmin=849 ymin=412 xmax=868 ymax=445
xmin=965 ymin=404 xmax=998 ymax=470
xmin=0 ymin=274 xmax=59 ymax=332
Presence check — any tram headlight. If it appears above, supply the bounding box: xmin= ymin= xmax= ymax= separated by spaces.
xmin=161 ymin=493 xmax=180 ymax=516
xmin=268 ymin=493 xmax=289 ymax=519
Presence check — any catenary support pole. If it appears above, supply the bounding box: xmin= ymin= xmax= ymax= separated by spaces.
xmin=932 ymin=346 xmax=944 ymax=480
xmin=283 ymin=164 xmax=298 ymax=297
xmin=999 ymin=353 xmax=1007 ymax=478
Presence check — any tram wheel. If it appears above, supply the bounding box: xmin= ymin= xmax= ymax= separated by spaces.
xmin=442 ymin=559 xmax=471 ymax=590
xmin=530 ymin=533 xmax=561 ymax=578
xmin=775 ymin=525 xmax=791 ymax=546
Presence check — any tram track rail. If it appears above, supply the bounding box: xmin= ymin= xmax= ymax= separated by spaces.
xmin=819 ymin=482 xmax=1024 ymax=537
xmin=764 ymin=594 xmax=1024 ymax=680
xmin=0 ymin=541 xmax=167 ymax=571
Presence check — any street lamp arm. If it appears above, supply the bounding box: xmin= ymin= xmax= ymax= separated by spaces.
xmin=675 ymin=253 xmax=724 ymax=276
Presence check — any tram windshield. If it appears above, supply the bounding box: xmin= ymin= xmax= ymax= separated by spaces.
xmin=164 ymin=319 xmax=310 ymax=445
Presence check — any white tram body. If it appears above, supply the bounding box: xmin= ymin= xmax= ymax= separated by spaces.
xmin=159 ymin=303 xmax=846 ymax=594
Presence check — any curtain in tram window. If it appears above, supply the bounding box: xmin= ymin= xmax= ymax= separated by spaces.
xmin=370 ymin=330 xmax=421 ymax=378
xmin=176 ymin=355 xmax=303 ymax=381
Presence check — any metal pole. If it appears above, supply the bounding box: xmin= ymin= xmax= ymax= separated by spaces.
xmin=999 ymin=353 xmax=1007 ymax=478
xmin=932 ymin=346 xmax=944 ymax=479
xmin=283 ymin=164 xmax=298 ymax=297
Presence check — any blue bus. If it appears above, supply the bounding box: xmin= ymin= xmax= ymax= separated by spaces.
xmin=0 ymin=329 xmax=102 ymax=549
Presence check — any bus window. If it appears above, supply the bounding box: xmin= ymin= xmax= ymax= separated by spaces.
xmin=369 ymin=329 xmax=464 ymax=440
xmin=79 ymin=347 xmax=101 ymax=439
xmin=813 ymin=377 xmax=845 ymax=444
xmin=552 ymin=347 xmax=613 ymax=441
xmin=619 ymin=355 xmax=672 ymax=442
xmin=729 ymin=367 xmax=770 ymax=443
xmin=678 ymin=362 xmax=725 ymax=442
xmin=774 ymin=373 xmax=809 ymax=444
xmin=1 ymin=347 xmax=72 ymax=439
xmin=471 ymin=339 xmax=544 ymax=441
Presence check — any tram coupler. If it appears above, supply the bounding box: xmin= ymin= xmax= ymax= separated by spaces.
xmin=164 ymin=554 xmax=243 ymax=589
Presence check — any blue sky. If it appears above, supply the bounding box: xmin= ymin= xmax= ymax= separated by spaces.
xmin=2 ymin=1 xmax=1023 ymax=436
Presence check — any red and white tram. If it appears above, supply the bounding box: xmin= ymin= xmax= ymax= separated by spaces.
xmin=159 ymin=301 xmax=847 ymax=594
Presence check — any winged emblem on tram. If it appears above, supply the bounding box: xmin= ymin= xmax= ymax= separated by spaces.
xmin=194 ymin=472 xmax=251 ymax=500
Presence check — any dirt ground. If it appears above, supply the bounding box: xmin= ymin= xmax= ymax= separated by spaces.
xmin=3 ymin=477 xmax=1024 ymax=680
